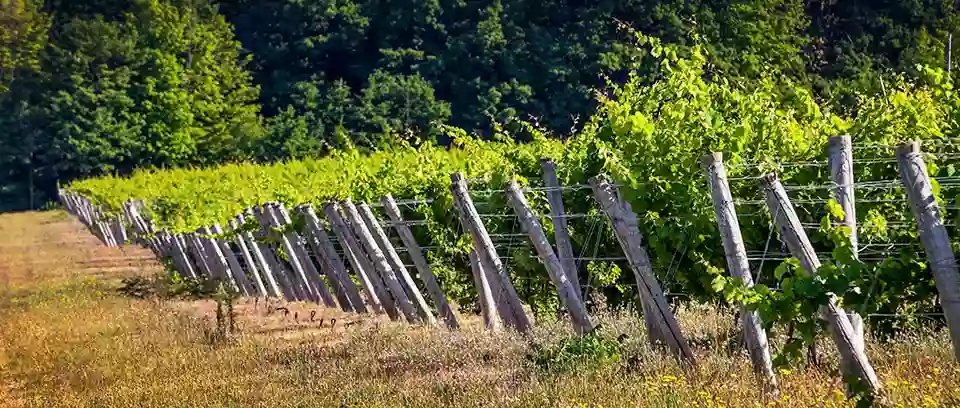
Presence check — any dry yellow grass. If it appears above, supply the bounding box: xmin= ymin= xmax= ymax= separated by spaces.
xmin=0 ymin=211 xmax=958 ymax=407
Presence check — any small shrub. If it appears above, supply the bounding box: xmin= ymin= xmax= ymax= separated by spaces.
xmin=117 ymin=272 xmax=220 ymax=300
xmin=528 ymin=331 xmax=622 ymax=374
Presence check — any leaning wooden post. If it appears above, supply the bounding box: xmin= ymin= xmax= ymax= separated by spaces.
xmin=452 ymin=195 xmax=518 ymax=329
xmin=506 ymin=179 xmax=596 ymax=334
xmin=239 ymin=211 xmax=288 ymax=299
xmin=450 ymin=173 xmax=532 ymax=333
xmin=265 ymin=203 xmax=337 ymax=307
xmin=211 ymin=223 xmax=255 ymax=296
xmin=470 ymin=249 xmax=500 ymax=330
xmin=381 ymin=194 xmax=459 ymax=329
xmin=271 ymin=203 xmax=340 ymax=308
xmin=228 ymin=218 xmax=269 ymax=297
xmin=761 ymin=174 xmax=882 ymax=394
xmin=540 ymin=159 xmax=583 ymax=299
xmin=164 ymin=231 xmax=198 ymax=279
xmin=110 ymin=216 xmax=128 ymax=245
xmin=198 ymin=226 xmax=240 ymax=291
xmin=897 ymin=141 xmax=960 ymax=360
xmin=323 ymin=201 xmax=393 ymax=317
xmin=298 ymin=204 xmax=368 ymax=313
xmin=342 ymin=199 xmax=419 ymax=323
xmin=292 ymin=209 xmax=354 ymax=312
xmin=590 ymin=176 xmax=696 ymax=364
xmin=358 ymin=202 xmax=436 ymax=324
xmin=186 ymin=232 xmax=214 ymax=278
xmin=828 ymin=135 xmax=865 ymax=349
xmin=252 ymin=206 xmax=306 ymax=301
xmin=702 ymin=153 xmax=778 ymax=391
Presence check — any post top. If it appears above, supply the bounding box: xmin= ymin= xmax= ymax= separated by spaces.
xmin=759 ymin=173 xmax=779 ymax=186
xmin=700 ymin=152 xmax=723 ymax=168
xmin=828 ymin=134 xmax=852 ymax=147
xmin=450 ymin=172 xmax=466 ymax=184
xmin=896 ymin=140 xmax=921 ymax=156
xmin=587 ymin=174 xmax=608 ymax=187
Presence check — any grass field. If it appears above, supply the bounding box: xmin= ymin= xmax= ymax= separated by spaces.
xmin=0 ymin=211 xmax=957 ymax=407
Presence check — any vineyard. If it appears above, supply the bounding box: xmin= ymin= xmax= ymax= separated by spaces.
xmin=50 ymin=41 xmax=960 ymax=405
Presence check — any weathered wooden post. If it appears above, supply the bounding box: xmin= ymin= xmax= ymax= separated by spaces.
xmin=450 ymin=172 xmax=532 ymax=333
xmin=186 ymin=232 xmax=214 ymax=278
xmin=761 ymin=173 xmax=882 ymax=394
xmin=590 ymin=175 xmax=695 ymax=364
xmin=291 ymin=211 xmax=354 ymax=311
xmin=702 ymin=153 xmax=778 ymax=391
xmin=198 ymin=226 xmax=240 ymax=292
xmin=228 ymin=218 xmax=269 ymax=297
xmin=358 ymin=202 xmax=436 ymax=324
xmin=470 ymin=249 xmax=500 ymax=330
xmin=273 ymin=203 xmax=342 ymax=308
xmin=342 ymin=199 xmax=419 ymax=323
xmin=111 ymin=216 xmax=128 ymax=245
xmin=265 ymin=203 xmax=337 ymax=307
xmin=506 ymin=179 xmax=596 ymax=334
xmin=298 ymin=204 xmax=368 ymax=313
xmin=252 ymin=205 xmax=306 ymax=301
xmin=828 ymin=135 xmax=865 ymax=349
xmin=211 ymin=223 xmax=255 ymax=296
xmin=381 ymin=194 xmax=459 ymax=329
xmin=897 ymin=141 xmax=960 ymax=360
xmin=323 ymin=201 xmax=393 ymax=317
xmin=238 ymin=211 xmax=288 ymax=299
xmin=161 ymin=231 xmax=198 ymax=279
xmin=540 ymin=159 xmax=582 ymax=299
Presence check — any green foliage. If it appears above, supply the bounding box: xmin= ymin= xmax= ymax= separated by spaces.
xmin=528 ymin=331 xmax=622 ymax=374
xmin=0 ymin=0 xmax=263 ymax=211
xmin=117 ymin=271 xmax=220 ymax=300
xmin=72 ymin=32 xmax=960 ymax=329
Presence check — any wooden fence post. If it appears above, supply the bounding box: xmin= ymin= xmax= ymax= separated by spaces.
xmin=265 ymin=203 xmax=337 ymax=307
xmin=239 ymin=211 xmax=288 ymax=299
xmin=162 ymin=231 xmax=198 ymax=279
xmin=111 ymin=216 xmax=128 ymax=245
xmin=470 ymin=249 xmax=500 ymax=330
xmin=590 ymin=175 xmax=696 ymax=364
xmin=506 ymin=179 xmax=596 ymax=334
xmin=292 ymin=209 xmax=354 ymax=312
xmin=272 ymin=203 xmax=342 ymax=309
xmin=275 ymin=203 xmax=342 ymax=307
xmin=252 ymin=206 xmax=306 ymax=301
xmin=896 ymin=141 xmax=960 ymax=360
xmin=702 ymin=153 xmax=778 ymax=391
xmin=342 ymin=199 xmax=419 ymax=323
xmin=298 ymin=204 xmax=368 ymax=313
xmin=760 ymin=173 xmax=882 ymax=394
xmin=540 ymin=159 xmax=583 ymax=299
xmin=186 ymin=232 xmax=214 ymax=278
xmin=228 ymin=218 xmax=269 ymax=297
xmin=211 ymin=223 xmax=255 ymax=296
xmin=828 ymin=135 xmax=865 ymax=349
xmin=381 ymin=194 xmax=459 ymax=329
xmin=199 ymin=226 xmax=242 ymax=292
xmin=358 ymin=202 xmax=436 ymax=324
xmin=323 ymin=201 xmax=393 ymax=317
xmin=451 ymin=173 xmax=532 ymax=333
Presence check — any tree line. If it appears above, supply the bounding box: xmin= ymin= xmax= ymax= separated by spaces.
xmin=1 ymin=0 xmax=958 ymax=210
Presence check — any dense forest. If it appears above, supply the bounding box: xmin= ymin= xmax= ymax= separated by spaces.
xmin=1 ymin=0 xmax=958 ymax=210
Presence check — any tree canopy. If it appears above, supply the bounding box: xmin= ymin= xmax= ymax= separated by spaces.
xmin=1 ymin=0 xmax=959 ymax=210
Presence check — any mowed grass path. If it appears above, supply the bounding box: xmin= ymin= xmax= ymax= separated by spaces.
xmin=0 ymin=211 xmax=958 ymax=407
